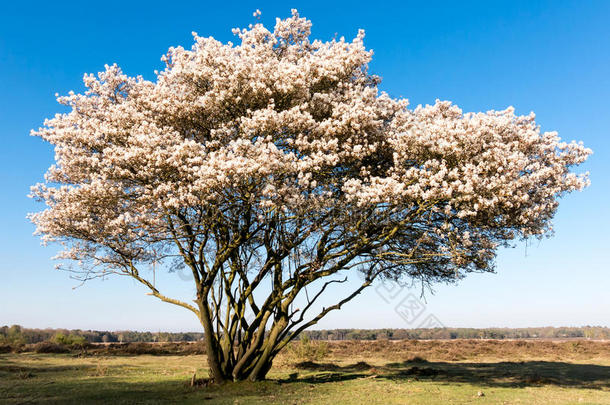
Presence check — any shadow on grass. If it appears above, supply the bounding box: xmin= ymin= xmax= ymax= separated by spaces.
xmin=292 ymin=359 xmax=610 ymax=389
xmin=286 ymin=361 xmax=376 ymax=383
xmin=293 ymin=360 xmax=373 ymax=372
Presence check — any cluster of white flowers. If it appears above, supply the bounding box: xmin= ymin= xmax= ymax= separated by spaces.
xmin=29 ymin=10 xmax=591 ymax=274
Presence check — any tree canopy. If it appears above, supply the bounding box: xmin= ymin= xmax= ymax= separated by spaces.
xmin=30 ymin=10 xmax=590 ymax=382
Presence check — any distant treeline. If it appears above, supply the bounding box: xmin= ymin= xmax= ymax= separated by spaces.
xmin=300 ymin=326 xmax=610 ymax=341
xmin=0 ymin=325 xmax=204 ymax=345
xmin=1 ymin=325 xmax=608 ymax=345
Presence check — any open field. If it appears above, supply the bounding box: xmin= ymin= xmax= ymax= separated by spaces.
xmin=1 ymin=340 xmax=609 ymax=404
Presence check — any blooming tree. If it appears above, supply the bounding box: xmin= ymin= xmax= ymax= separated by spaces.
xmin=30 ymin=10 xmax=590 ymax=382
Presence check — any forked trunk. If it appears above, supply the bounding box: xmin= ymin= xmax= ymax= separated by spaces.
xmin=201 ymin=336 xmax=277 ymax=382
xmin=198 ymin=316 xmax=285 ymax=382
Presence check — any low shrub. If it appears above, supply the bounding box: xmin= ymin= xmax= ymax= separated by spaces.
xmin=32 ymin=342 xmax=70 ymax=354
xmin=286 ymin=336 xmax=329 ymax=362
xmin=405 ymin=355 xmax=428 ymax=363
xmin=178 ymin=341 xmax=206 ymax=355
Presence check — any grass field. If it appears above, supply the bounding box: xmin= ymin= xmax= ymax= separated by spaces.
xmin=1 ymin=340 xmax=609 ymax=404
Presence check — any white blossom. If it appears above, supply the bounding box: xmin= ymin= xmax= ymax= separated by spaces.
xmin=29 ymin=9 xmax=591 ymax=286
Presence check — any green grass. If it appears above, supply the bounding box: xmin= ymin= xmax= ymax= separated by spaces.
xmin=1 ymin=347 xmax=609 ymax=404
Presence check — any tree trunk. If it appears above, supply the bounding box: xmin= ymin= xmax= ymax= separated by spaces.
xmin=246 ymin=317 xmax=287 ymax=381
xmin=198 ymin=303 xmax=227 ymax=384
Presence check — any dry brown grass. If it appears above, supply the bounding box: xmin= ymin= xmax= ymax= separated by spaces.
xmin=5 ymin=338 xmax=609 ymax=365
xmin=323 ymin=339 xmax=610 ymax=362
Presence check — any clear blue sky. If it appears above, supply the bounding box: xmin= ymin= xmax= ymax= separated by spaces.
xmin=1 ymin=0 xmax=608 ymax=332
